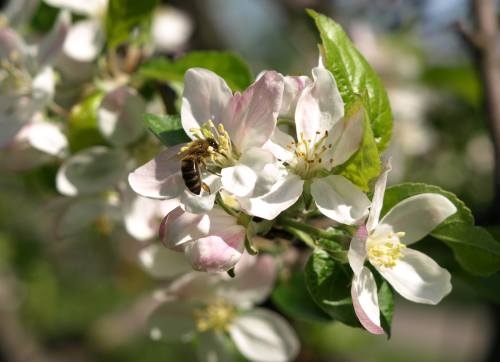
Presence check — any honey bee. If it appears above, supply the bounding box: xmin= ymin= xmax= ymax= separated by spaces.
xmin=179 ymin=138 xmax=219 ymax=195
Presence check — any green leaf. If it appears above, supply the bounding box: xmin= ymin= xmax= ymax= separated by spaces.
xmin=432 ymin=223 xmax=500 ymax=276
xmin=144 ymin=113 xmax=190 ymax=146
xmin=105 ymin=0 xmax=158 ymax=49
xmin=337 ymin=106 xmax=381 ymax=191
xmin=307 ymin=9 xmax=392 ymax=151
xmin=381 ymin=183 xmax=474 ymax=227
xmin=68 ymin=92 xmax=107 ymax=152
xmin=139 ymin=51 xmax=253 ymax=91
xmin=272 ymin=272 xmax=332 ymax=323
xmin=455 ymin=271 xmax=500 ymax=304
xmin=304 ymin=249 xmax=360 ymax=327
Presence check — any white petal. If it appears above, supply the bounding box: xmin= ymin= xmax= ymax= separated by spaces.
xmin=239 ymin=174 xmax=304 ymax=220
xmin=180 ymin=175 xmax=221 ymax=213
xmin=264 ymin=127 xmax=295 ymax=163
xmin=379 ymin=193 xmax=457 ymax=245
xmin=139 ymin=244 xmax=192 ymax=279
xmin=152 ymin=7 xmax=193 ymax=52
xmin=27 ymin=120 xmax=68 ymax=157
xmin=351 ymin=267 xmax=384 ymax=335
xmin=377 ymin=248 xmax=452 ymax=304
xmin=98 ymin=86 xmax=146 ymax=146
xmin=222 ymin=70 xmax=283 ymax=151
xmin=56 ymin=146 xmax=126 ymax=196
xmin=148 ymin=300 xmax=198 ymax=342
xmin=328 ymin=106 xmax=364 ymax=167
xmin=366 ymin=160 xmax=392 ymax=232
xmin=217 ymin=254 xmax=277 ymax=308
xmin=295 ymin=67 xmax=344 ymax=141
xmin=44 ymin=0 xmax=107 ymax=16
xmin=123 ymin=194 xmax=164 ymax=241
xmin=128 ymin=145 xmax=185 ymax=199
xmin=196 ymin=331 xmax=233 ymax=362
xmin=348 ymin=225 xmax=368 ymax=275
xmin=311 ymin=176 xmax=370 ymax=225
xmin=279 ymin=75 xmax=311 ymax=119
xmin=32 ymin=66 xmax=55 ymax=100
xmin=63 ymin=19 xmax=104 ymax=62
xmin=221 ymin=164 xmax=257 ymax=197
xmin=229 ymin=308 xmax=300 ymax=362
xmin=181 ymin=68 xmax=232 ymax=136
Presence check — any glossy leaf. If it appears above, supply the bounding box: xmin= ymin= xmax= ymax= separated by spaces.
xmin=308 ymin=9 xmax=392 ymax=151
xmin=145 ymin=113 xmax=190 ymax=146
xmin=139 ymin=51 xmax=253 ymax=91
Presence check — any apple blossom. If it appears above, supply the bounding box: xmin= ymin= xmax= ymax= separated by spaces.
xmin=129 ymin=68 xmax=284 ymax=214
xmin=242 ymin=66 xmax=366 ymax=221
xmin=159 ymin=206 xmax=246 ymax=272
xmin=347 ymin=163 xmax=456 ymax=334
xmin=148 ymin=253 xmax=300 ymax=362
xmin=0 ymin=11 xmax=69 ymax=147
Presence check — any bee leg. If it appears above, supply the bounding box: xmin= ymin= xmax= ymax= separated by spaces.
xmin=201 ymin=183 xmax=211 ymax=194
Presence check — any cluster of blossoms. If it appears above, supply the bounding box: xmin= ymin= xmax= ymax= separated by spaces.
xmin=3 ymin=2 xmax=481 ymax=360
xmin=129 ymin=63 xmax=456 ymax=338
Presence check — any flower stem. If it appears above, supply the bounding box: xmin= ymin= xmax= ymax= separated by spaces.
xmin=278 ymin=215 xmax=348 ymax=244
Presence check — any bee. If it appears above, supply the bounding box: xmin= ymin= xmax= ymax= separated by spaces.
xmin=179 ymin=138 xmax=219 ymax=195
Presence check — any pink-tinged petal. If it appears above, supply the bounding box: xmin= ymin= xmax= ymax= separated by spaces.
xmin=229 ymin=308 xmax=300 ymax=362
xmin=351 ymin=267 xmax=384 ymax=335
xmin=217 ymin=253 xmax=277 ymax=307
xmin=56 ymin=146 xmax=126 ymax=196
xmin=348 ymin=225 xmax=368 ymax=275
xmin=379 ymin=193 xmax=457 ymax=245
xmin=311 ymin=176 xmax=370 ymax=225
xmin=138 ymin=244 xmax=192 ymax=278
xmin=181 ymin=68 xmax=232 ymax=136
xmin=98 ymin=86 xmax=146 ymax=147
xmin=222 ymin=70 xmax=283 ymax=151
xmin=295 ymin=67 xmax=344 ymax=141
xmin=148 ymin=300 xmax=198 ymax=342
xmin=63 ymin=19 xmax=104 ymax=62
xmin=37 ymin=10 xmax=70 ymax=67
xmin=160 ymin=206 xmax=205 ymax=250
xmin=328 ymin=106 xmax=364 ymax=168
xmin=239 ymin=174 xmax=304 ymax=220
xmin=128 ymin=145 xmax=185 ymax=199
xmin=183 ymin=226 xmax=245 ymax=272
xmin=377 ymin=248 xmax=452 ymax=304
xmin=366 ymin=159 xmax=392 ymax=232
xmin=279 ymin=75 xmax=312 ymax=119
xmin=123 ymin=193 xmax=168 ymax=241
xmin=0 ymin=27 xmax=26 ymax=59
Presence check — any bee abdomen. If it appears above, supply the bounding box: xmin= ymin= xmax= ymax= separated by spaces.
xmin=181 ymin=159 xmax=202 ymax=195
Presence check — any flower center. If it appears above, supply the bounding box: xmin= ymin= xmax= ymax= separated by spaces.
xmin=193 ymin=299 xmax=236 ymax=333
xmin=367 ymin=231 xmax=406 ymax=268
xmin=188 ymin=120 xmax=238 ymax=168
xmin=0 ymin=51 xmax=32 ymax=96
xmin=286 ymin=130 xmax=334 ymax=179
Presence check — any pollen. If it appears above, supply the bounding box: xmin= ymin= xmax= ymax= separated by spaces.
xmin=193 ymin=299 xmax=236 ymax=333
xmin=367 ymin=232 xmax=406 ymax=268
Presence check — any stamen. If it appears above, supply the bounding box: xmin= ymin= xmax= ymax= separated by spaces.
xmin=367 ymin=232 xmax=406 ymax=268
xmin=193 ymin=299 xmax=235 ymax=332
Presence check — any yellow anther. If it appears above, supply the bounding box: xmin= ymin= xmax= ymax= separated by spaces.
xmin=193 ymin=299 xmax=235 ymax=333
xmin=367 ymin=232 xmax=406 ymax=269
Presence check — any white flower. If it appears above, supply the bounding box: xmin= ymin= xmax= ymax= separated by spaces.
xmin=148 ymin=253 xmax=300 ymax=362
xmin=0 ymin=11 xmax=69 ymax=147
xmin=129 ymin=68 xmax=284 ymax=214
xmin=347 ymin=162 xmax=456 ymax=334
xmin=242 ymin=67 xmax=365 ymax=221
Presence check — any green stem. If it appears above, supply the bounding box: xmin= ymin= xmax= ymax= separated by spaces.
xmin=281 ymin=225 xmax=316 ymax=249
xmin=278 ymin=215 xmax=348 ymax=243
xmin=215 ymin=194 xmax=239 ymax=218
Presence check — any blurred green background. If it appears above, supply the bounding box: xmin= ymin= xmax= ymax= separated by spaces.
xmin=1 ymin=0 xmax=498 ymax=361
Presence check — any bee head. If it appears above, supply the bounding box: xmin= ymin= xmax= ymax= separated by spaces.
xmin=207 ymin=138 xmax=219 ymax=151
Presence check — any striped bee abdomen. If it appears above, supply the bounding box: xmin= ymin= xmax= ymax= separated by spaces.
xmin=181 ymin=158 xmax=202 ymax=195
